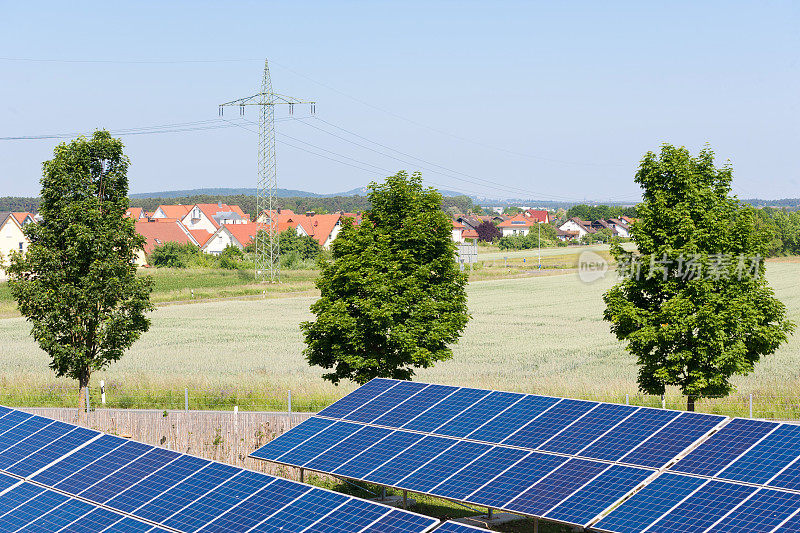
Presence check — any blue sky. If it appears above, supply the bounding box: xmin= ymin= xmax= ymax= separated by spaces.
xmin=0 ymin=1 xmax=797 ymax=201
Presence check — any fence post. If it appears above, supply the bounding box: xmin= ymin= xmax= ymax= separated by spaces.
xmin=661 ymin=395 xmax=665 ymax=409
xmin=288 ymin=390 xmax=292 ymax=417
xmin=625 ymin=394 xmax=629 ymax=406
xmin=86 ymin=390 xmax=90 ymax=413
xmin=749 ymin=394 xmax=753 ymax=419
xmin=100 ymin=380 xmax=106 ymax=405
xmin=185 ymin=388 xmax=189 ymax=413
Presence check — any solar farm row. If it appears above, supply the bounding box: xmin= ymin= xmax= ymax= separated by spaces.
xmin=0 ymin=406 xmax=439 ymax=533
xmin=252 ymin=379 xmax=800 ymax=532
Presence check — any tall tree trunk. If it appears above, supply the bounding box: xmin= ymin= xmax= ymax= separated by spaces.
xmin=687 ymin=395 xmax=695 ymax=412
xmin=77 ymin=369 xmax=90 ymax=424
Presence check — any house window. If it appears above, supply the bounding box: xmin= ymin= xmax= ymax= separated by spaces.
xmin=19 ymin=242 xmax=24 ymax=251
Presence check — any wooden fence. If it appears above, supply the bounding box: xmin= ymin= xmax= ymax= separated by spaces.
xmin=21 ymin=408 xmax=315 ymax=479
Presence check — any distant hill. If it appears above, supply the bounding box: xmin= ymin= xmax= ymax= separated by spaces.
xmin=130 ymin=186 xmax=470 ymax=199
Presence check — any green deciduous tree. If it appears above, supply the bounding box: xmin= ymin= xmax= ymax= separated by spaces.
xmin=301 ymin=171 xmax=470 ymax=384
xmin=603 ymin=144 xmax=794 ymax=411
xmin=8 ymin=131 xmax=154 ymax=415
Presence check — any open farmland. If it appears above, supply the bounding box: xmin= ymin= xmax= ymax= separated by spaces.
xmin=0 ymin=260 xmax=798 ymax=417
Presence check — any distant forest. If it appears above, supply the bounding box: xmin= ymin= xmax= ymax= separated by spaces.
xmin=0 ymin=194 xmax=479 ymax=218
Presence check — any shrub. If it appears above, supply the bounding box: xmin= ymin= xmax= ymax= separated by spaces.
xmin=149 ymin=242 xmax=200 ymax=268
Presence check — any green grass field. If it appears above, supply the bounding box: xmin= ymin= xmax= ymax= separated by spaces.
xmin=1 ymin=259 xmax=798 ymax=418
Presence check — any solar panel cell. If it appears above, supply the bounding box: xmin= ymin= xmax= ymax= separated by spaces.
xmin=395 ymin=440 xmax=491 ymax=494
xmin=716 ymin=423 xmax=800 ymax=485
xmin=32 ymin=434 xmax=127 ymax=486
xmin=303 ymin=498 xmax=388 ymax=533
xmin=54 ymin=440 xmax=152 ymax=495
xmin=163 ymin=470 xmax=273 ymax=531
xmin=0 ymin=483 xmax=45 ymax=518
xmin=504 ymin=458 xmax=609 ymax=515
xmin=365 ymin=436 xmax=458 ymax=486
xmin=538 ymin=403 xmax=636 ymax=456
xmin=360 ymin=509 xmax=438 ymax=533
xmin=332 ymin=430 xmax=425 ymax=481
xmin=0 ymin=488 xmax=69 ymax=532
xmin=592 ymin=473 xmax=707 ymax=533
xmin=0 ymin=416 xmax=52 ymax=455
xmin=248 ymin=489 xmax=349 ymax=532
xmin=705 ymin=487 xmax=800 ymax=533
xmin=468 ymin=452 xmax=567 ymax=509
xmin=16 ymin=497 xmax=94 ymax=533
xmin=105 ymin=454 xmax=210 ymax=514
xmin=544 ymin=464 xmax=652 ymax=526
xmin=0 ymin=421 xmax=74 ymax=470
xmin=578 ymin=408 xmax=679 ymax=463
xmin=344 ymin=381 xmax=429 ymax=423
xmin=79 ymin=446 xmax=180 ymax=503
xmin=303 ymin=425 xmax=392 ymax=472
xmin=670 ymin=418 xmax=778 ymax=477
xmin=198 ymin=477 xmax=309 ymax=533
xmin=645 ymin=480 xmax=755 ymax=533
xmin=465 ymin=395 xmax=559 ymax=444
xmin=371 ymin=384 xmax=458 ymax=429
xmin=434 ymin=391 xmax=524 ymax=438
xmin=432 ymin=446 xmax=530 ymax=501
xmin=6 ymin=426 xmax=98 ymax=477
xmin=57 ymin=507 xmax=127 ymax=533
xmin=317 ymin=379 xmax=399 ymax=419
xmin=502 ymin=399 xmax=598 ymax=450
xmin=276 ymin=421 xmax=363 ymax=466
xmin=766 ymin=460 xmax=800 ymax=492
xmin=618 ymin=411 xmax=726 ymax=469
xmin=402 ymin=388 xmax=490 ymax=434
xmin=249 ymin=417 xmax=335 ymax=461
xmin=0 ymin=410 xmax=32 ymax=437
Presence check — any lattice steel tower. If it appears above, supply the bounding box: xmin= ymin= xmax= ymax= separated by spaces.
xmin=219 ymin=59 xmax=315 ymax=282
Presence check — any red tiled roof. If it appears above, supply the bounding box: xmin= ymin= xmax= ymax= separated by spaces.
xmin=125 ymin=207 xmax=143 ymax=220
xmin=11 ymin=212 xmax=35 ymax=225
xmin=156 ymin=205 xmax=192 ymax=219
xmin=452 ymin=220 xmax=466 ymax=229
xmin=525 ymin=209 xmax=549 ymax=223
xmin=188 ymin=229 xmax=214 ymax=247
xmin=223 ymin=223 xmax=264 ymax=247
xmin=497 ymin=214 xmax=536 ymax=228
xmin=135 ymin=219 xmax=198 ymax=255
xmin=462 ymin=228 xmax=479 ymax=239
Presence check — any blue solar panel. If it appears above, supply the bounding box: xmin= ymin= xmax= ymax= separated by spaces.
xmin=593 ymin=473 xmax=707 ymax=533
xmin=671 ymin=418 xmax=778 ymax=477
xmin=332 ymin=430 xmax=425 ymax=481
xmin=54 ymin=440 xmax=152 ymax=494
xmin=0 ymin=407 xmax=10 ymax=418
xmin=0 ymin=410 xmax=32 ymax=436
xmin=538 ymin=403 xmax=636 ymax=455
xmin=0 ymin=482 xmax=45 ymax=517
xmin=0 ymin=420 xmax=74 ymax=470
xmin=250 ymin=416 xmax=335 ymax=461
xmin=502 ymin=398 xmax=598 ymax=449
xmin=198 ymin=477 xmax=309 ymax=532
xmin=468 ymin=452 xmax=567 ymax=509
xmin=361 ymin=509 xmax=438 ymax=533
xmin=434 ymin=391 xmax=524 ymax=438
xmin=276 ymin=421 xmax=363 ymax=466
xmin=431 ymin=446 xmax=530 ymax=501
xmin=618 ymin=411 xmax=726 ymax=468
xmin=0 ymin=415 xmax=53 ymax=455
xmin=317 ymin=379 xmax=399 ymax=419
xmin=304 ymin=498 xmax=390 ymax=533
xmin=6 ymin=426 xmax=98 ymax=477
xmin=304 ymin=425 xmax=392 ymax=473
xmin=395 ymin=440 xmax=491 ymax=494
xmin=79 ymin=446 xmax=180 ymax=503
xmin=32 ymin=434 xmax=127 ymax=486
xmin=105 ymin=454 xmax=210 ymax=514
xmin=504 ymin=458 xmax=609 ymax=516
xmin=248 ymin=488 xmax=350 ymax=532
xmin=768 ymin=458 xmax=800 ymax=492
xmin=133 ymin=461 xmax=240 ymax=523
xmin=365 ymin=436 xmax=458 ymax=486
xmin=706 ymin=488 xmax=800 ymax=533
xmin=344 ymin=381 xmax=429 ymax=423
xmin=371 ymin=384 xmax=458 ymax=428
xmin=715 ymin=423 xmax=800 ymax=485
xmin=773 ymin=509 xmax=800 ymax=531
xmin=16 ymin=496 xmax=95 ymax=532
xmin=544 ymin=465 xmax=652 ymax=526
xmin=465 ymin=394 xmax=559 ymax=444
xmin=401 ymin=388 xmax=490 ymax=434
xmin=163 ymin=470 xmax=274 ymax=531
xmin=578 ymin=408 xmax=679 ymax=462
xmin=0 ymin=487 xmax=69 ymax=531
xmin=57 ymin=507 xmax=132 ymax=533
xmin=0 ymin=472 xmax=18 ymax=492
xmin=645 ymin=480 xmax=756 ymax=533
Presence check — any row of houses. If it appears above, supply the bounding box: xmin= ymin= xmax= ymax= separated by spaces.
xmin=128 ymin=203 xmax=361 ymax=266
xmin=452 ymin=209 xmax=552 ymax=240
xmin=557 ymin=216 xmax=634 ymax=241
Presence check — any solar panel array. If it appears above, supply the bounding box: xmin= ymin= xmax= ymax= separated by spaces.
xmin=0 ymin=405 xmax=439 ymax=533
xmin=431 ymin=521 xmax=488 ymax=532
xmin=251 ymin=379 xmax=733 ymax=530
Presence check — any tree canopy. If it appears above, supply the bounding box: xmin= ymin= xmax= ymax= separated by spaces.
xmin=603 ymin=144 xmax=794 ymax=410
xmin=7 ymin=131 xmax=153 ymax=412
xmin=301 ymin=171 xmax=470 ymax=384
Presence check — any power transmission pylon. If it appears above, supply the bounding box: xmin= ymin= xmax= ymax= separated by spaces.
xmin=219 ymin=59 xmax=315 ymax=283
